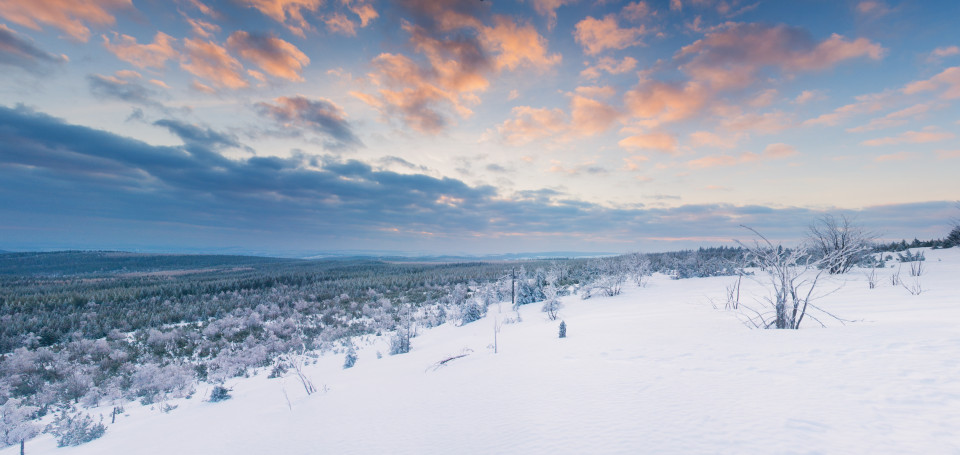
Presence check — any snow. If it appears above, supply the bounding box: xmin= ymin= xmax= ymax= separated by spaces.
xmin=7 ymin=248 xmax=960 ymax=454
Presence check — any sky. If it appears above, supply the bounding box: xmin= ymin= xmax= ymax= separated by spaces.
xmin=0 ymin=0 xmax=958 ymax=256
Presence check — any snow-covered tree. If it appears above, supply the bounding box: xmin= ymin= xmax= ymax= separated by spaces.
xmin=1 ymin=399 xmax=40 ymax=454
xmin=807 ymin=214 xmax=874 ymax=274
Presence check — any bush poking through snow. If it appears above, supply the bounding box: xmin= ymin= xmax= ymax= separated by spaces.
xmin=1 ymin=399 xmax=40 ymax=453
xmin=542 ymin=299 xmax=562 ymax=321
xmin=343 ymin=346 xmax=358 ymax=369
xmin=46 ymin=411 xmax=106 ymax=447
xmin=807 ymin=214 xmax=874 ymax=274
xmin=389 ymin=327 xmax=412 ymax=355
xmin=559 ymin=321 xmax=566 ymax=338
xmin=209 ymin=386 xmax=231 ymax=402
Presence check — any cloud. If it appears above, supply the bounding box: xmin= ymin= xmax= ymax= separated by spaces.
xmin=670 ymin=0 xmax=682 ymax=12
xmin=180 ymin=38 xmax=248 ymax=90
xmin=689 ymin=131 xmax=740 ymax=149
xmin=721 ymin=110 xmax=792 ymax=134
xmin=347 ymin=1 xmax=378 ymax=27
xmin=226 ymin=31 xmax=309 ymax=82
xmin=856 ymin=1 xmax=891 ymax=17
xmin=324 ymin=12 xmax=356 ymax=36
xmin=0 ymin=104 xmax=952 ymax=252
xmin=687 ymin=142 xmax=797 ymax=168
xmin=527 ymin=0 xmax=576 ymax=28
xmin=185 ymin=16 xmax=220 ymax=38
xmin=580 ymin=56 xmax=637 ymax=79
xmin=928 ymin=46 xmax=959 ymax=61
xmin=624 ymin=80 xmax=709 ymax=127
xmin=102 ymin=32 xmax=177 ymax=69
xmin=874 ymin=151 xmax=912 ymax=162
xmin=677 ymin=23 xmax=885 ymax=89
xmin=255 ymin=96 xmax=362 ymax=149
xmin=903 ymin=66 xmax=960 ymax=99
xmin=496 ymin=106 xmax=567 ymax=146
xmin=861 ymin=128 xmax=955 ymax=146
xmin=87 ymin=73 xmax=169 ymax=111
xmin=846 ymin=102 xmax=944 ymax=133
xmin=802 ymin=91 xmax=892 ymax=127
xmin=618 ymin=132 xmax=677 ymax=153
xmin=0 ymin=24 xmax=68 ymax=74
xmin=793 ymin=90 xmax=823 ymax=104
xmin=622 ymin=2 xmax=652 ymax=22
xmin=239 ymin=0 xmax=323 ymax=37
xmin=574 ymin=14 xmax=646 ymax=55
xmin=569 ymin=94 xmax=621 ymax=136
xmin=353 ymin=3 xmax=559 ymax=134
xmin=0 ymin=0 xmax=131 ymax=42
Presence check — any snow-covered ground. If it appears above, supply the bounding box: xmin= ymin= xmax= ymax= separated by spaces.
xmin=8 ymin=248 xmax=960 ymax=454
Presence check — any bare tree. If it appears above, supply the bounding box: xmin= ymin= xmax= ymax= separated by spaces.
xmin=736 ymin=226 xmax=848 ymax=329
xmin=807 ymin=214 xmax=875 ymax=274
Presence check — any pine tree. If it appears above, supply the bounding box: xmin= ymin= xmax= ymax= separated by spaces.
xmin=558 ymin=321 xmax=566 ymax=338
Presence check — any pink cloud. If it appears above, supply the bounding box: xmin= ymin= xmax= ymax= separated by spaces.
xmin=496 ymin=106 xmax=567 ymax=146
xmin=0 ymin=0 xmax=131 ymax=42
xmin=935 ymin=149 xmax=960 ymax=159
xmin=689 ymin=131 xmax=741 ymax=149
xmin=846 ymin=102 xmax=943 ymax=133
xmin=185 ymin=16 xmax=220 ymax=38
xmin=227 ymin=31 xmax=309 ymax=82
xmin=324 ymin=12 xmax=357 ymax=36
xmin=802 ymin=91 xmax=892 ymax=127
xmin=580 ymin=56 xmax=637 ymax=79
xmin=622 ymin=2 xmax=652 ymax=22
xmin=482 ymin=16 xmax=562 ymax=71
xmin=861 ymin=128 xmax=955 ymax=146
xmin=240 ymin=0 xmax=322 ymax=37
xmin=180 ymin=38 xmax=248 ymax=89
xmin=348 ymin=2 xmax=378 ymax=27
xmin=569 ymin=94 xmax=621 ymax=136
xmin=677 ymin=23 xmax=884 ymax=89
xmin=102 ymin=32 xmax=177 ymax=69
xmin=874 ymin=151 xmax=912 ymax=162
xmin=624 ymin=80 xmax=709 ymax=127
xmin=618 ymin=132 xmax=678 ymax=153
xmin=793 ymin=90 xmax=823 ymax=104
xmin=687 ymin=142 xmax=798 ymax=168
xmin=528 ymin=0 xmax=577 ymax=28
xmin=574 ymin=14 xmax=646 ymax=55
xmin=903 ymin=66 xmax=960 ymax=99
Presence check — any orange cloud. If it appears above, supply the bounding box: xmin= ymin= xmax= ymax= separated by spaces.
xmin=240 ymin=0 xmax=322 ymax=36
xmin=678 ymin=23 xmax=884 ymax=89
xmin=0 ymin=0 xmax=131 ymax=42
xmin=622 ymin=1 xmax=651 ymax=21
xmin=847 ymin=102 xmax=943 ymax=133
xmin=861 ymin=128 xmax=955 ymax=146
xmin=497 ymin=106 xmax=567 ymax=146
xmin=903 ymin=66 xmax=960 ymax=99
xmin=355 ymin=7 xmax=559 ymax=134
xmin=618 ymin=132 xmax=677 ymax=153
xmin=793 ymin=90 xmax=822 ymax=104
xmin=528 ymin=0 xmax=577 ymax=28
xmin=574 ymin=15 xmax=646 ymax=55
xmin=481 ymin=16 xmax=562 ymax=71
xmin=324 ymin=12 xmax=356 ymax=36
xmin=722 ymin=110 xmax=792 ymax=134
xmin=569 ymin=94 xmax=621 ymax=136
xmin=689 ymin=131 xmax=740 ymax=149
xmin=624 ymin=80 xmax=709 ymax=127
xmin=102 ymin=32 xmax=177 ymax=69
xmin=185 ymin=16 xmax=220 ymax=38
xmin=688 ymin=142 xmax=798 ymax=168
xmin=580 ymin=56 xmax=637 ymax=79
xmin=874 ymin=151 xmax=912 ymax=162
xmin=347 ymin=2 xmax=378 ymax=27
xmin=227 ymin=31 xmax=309 ymax=81
xmin=180 ymin=38 xmax=248 ymax=89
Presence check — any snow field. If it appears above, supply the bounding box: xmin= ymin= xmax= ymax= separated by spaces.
xmin=6 ymin=248 xmax=960 ymax=454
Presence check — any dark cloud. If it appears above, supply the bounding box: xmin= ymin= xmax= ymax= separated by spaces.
xmin=88 ymin=74 xmax=165 ymax=110
xmin=255 ymin=96 xmax=362 ymax=150
xmin=0 ymin=24 xmax=67 ymax=74
xmin=0 ymin=104 xmax=952 ymax=254
xmin=379 ymin=155 xmax=429 ymax=172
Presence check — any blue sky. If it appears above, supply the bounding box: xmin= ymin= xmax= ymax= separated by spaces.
xmin=0 ymin=0 xmax=958 ymax=255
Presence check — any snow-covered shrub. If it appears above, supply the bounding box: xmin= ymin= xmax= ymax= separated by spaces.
xmin=46 ymin=411 xmax=106 ymax=447
xmin=807 ymin=214 xmax=875 ymax=274
xmin=389 ymin=328 xmax=411 ymax=355
xmin=558 ymin=321 xmax=566 ymax=338
xmin=342 ymin=346 xmax=357 ymax=369
xmin=1 ymin=399 xmax=40 ymax=451
xmin=459 ymin=300 xmax=486 ymax=325
xmin=208 ymin=386 xmax=231 ymax=402
xmin=130 ymin=363 xmax=195 ymax=405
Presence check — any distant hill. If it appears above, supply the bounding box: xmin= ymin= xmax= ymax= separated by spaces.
xmin=0 ymin=250 xmax=297 ymax=276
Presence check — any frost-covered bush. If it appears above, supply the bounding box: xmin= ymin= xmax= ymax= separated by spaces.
xmin=342 ymin=346 xmax=357 ymax=369
xmin=1 ymin=399 xmax=40 ymax=450
xmin=129 ymin=363 xmax=195 ymax=404
xmin=541 ymin=299 xmax=562 ymax=321
xmin=459 ymin=300 xmax=486 ymax=325
xmin=388 ymin=328 xmax=411 ymax=355
xmin=558 ymin=321 xmax=566 ymax=338
xmin=46 ymin=411 xmax=106 ymax=447
xmin=208 ymin=386 xmax=231 ymax=402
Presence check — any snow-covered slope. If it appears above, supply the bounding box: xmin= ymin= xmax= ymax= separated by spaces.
xmin=9 ymin=248 xmax=960 ymax=454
